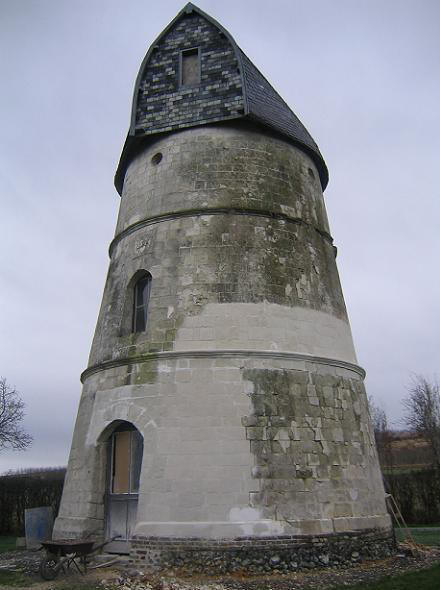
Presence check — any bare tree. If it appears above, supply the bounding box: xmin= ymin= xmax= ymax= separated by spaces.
xmin=402 ymin=375 xmax=440 ymax=470
xmin=0 ymin=377 xmax=32 ymax=451
xmin=368 ymin=396 xmax=395 ymax=471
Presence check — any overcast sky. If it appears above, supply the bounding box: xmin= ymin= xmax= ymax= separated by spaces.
xmin=1 ymin=0 xmax=439 ymax=473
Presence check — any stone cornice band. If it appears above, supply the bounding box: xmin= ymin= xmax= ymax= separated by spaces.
xmin=81 ymin=349 xmax=365 ymax=383
xmin=109 ymin=208 xmax=334 ymax=258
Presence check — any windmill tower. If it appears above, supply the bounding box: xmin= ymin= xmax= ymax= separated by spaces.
xmin=54 ymin=3 xmax=393 ymax=570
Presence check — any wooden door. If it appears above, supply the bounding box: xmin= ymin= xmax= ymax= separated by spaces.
xmin=105 ymin=426 xmax=143 ymax=553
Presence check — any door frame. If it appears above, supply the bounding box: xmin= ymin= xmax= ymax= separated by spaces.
xmin=104 ymin=422 xmax=143 ymax=554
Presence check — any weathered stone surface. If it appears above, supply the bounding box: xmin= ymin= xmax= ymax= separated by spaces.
xmin=129 ymin=529 xmax=395 ymax=573
xmin=54 ymin=4 xmax=391 ymax=571
xmin=53 ymin=127 xmax=390 ymax=548
xmin=89 ymin=127 xmax=353 ymax=371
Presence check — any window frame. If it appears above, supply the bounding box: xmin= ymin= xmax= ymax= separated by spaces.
xmin=132 ymin=273 xmax=152 ymax=333
xmin=179 ymin=46 xmax=201 ymax=87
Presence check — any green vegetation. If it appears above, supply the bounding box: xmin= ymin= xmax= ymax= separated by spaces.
xmin=395 ymin=527 xmax=440 ymax=546
xmin=385 ymin=469 xmax=440 ymax=524
xmin=401 ymin=522 xmax=440 ymax=528
xmin=0 ymin=536 xmax=17 ymax=553
xmin=0 ymin=468 xmax=65 ymax=535
xmin=336 ymin=563 xmax=440 ymax=589
xmin=383 ymin=466 xmax=429 ymax=475
xmin=0 ymin=570 xmax=35 ymax=587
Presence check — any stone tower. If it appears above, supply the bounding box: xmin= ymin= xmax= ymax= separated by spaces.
xmin=54 ymin=3 xmax=393 ymax=570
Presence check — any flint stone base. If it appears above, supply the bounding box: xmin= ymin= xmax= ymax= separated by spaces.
xmin=130 ymin=528 xmax=395 ymax=573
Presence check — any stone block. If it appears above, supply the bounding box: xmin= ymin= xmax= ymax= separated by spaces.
xmin=334 ymin=502 xmax=354 ymax=518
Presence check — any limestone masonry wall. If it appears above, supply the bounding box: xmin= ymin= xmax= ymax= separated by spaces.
xmin=55 ymin=354 xmax=389 ymax=542
xmin=89 ymin=127 xmax=350 ymax=369
xmin=54 ymin=2 xmax=393 ymax=568
xmin=54 ymin=125 xmax=391 ymax=562
xmin=116 ymin=126 xmax=330 ymax=236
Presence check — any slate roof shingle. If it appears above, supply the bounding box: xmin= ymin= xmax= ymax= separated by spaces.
xmin=115 ymin=3 xmax=328 ymax=193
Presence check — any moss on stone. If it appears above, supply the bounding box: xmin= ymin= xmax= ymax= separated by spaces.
xmin=242 ymin=366 xmax=380 ymax=522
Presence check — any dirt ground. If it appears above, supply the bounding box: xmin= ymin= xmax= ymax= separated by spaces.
xmin=1 ymin=545 xmax=440 ymax=590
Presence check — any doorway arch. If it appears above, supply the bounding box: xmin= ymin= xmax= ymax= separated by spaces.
xmin=101 ymin=421 xmax=143 ymax=553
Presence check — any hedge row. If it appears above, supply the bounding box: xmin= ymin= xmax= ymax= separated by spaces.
xmin=384 ymin=469 xmax=440 ymax=524
xmin=1 ymin=468 xmax=439 ymax=535
xmin=0 ymin=470 xmax=65 ymax=535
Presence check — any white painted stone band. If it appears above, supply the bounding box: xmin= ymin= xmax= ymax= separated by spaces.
xmin=173 ymin=303 xmax=357 ymax=364
xmin=134 ymin=514 xmax=390 ymax=538
xmin=80 ymin=349 xmax=366 ymax=383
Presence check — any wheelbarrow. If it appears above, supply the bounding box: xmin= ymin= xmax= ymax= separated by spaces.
xmin=39 ymin=536 xmax=120 ymax=580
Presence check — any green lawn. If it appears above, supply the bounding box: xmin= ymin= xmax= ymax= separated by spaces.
xmin=403 ymin=523 xmax=440 ymax=527
xmin=336 ymin=563 xmax=440 ymax=589
xmin=0 ymin=570 xmax=35 ymax=588
xmin=0 ymin=536 xmax=17 ymax=553
xmin=395 ymin=527 xmax=440 ymax=546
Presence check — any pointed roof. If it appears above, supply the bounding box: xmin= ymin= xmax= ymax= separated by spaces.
xmin=115 ymin=3 xmax=328 ymax=193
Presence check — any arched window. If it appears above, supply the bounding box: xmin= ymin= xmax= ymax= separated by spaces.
xmin=132 ymin=273 xmax=151 ymax=333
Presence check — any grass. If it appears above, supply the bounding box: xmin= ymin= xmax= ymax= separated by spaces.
xmin=382 ymin=466 xmax=431 ymax=475
xmin=336 ymin=563 xmax=440 ymax=589
xmin=0 ymin=536 xmax=17 ymax=553
xmin=404 ymin=523 xmax=440 ymax=527
xmin=395 ymin=527 xmax=440 ymax=546
xmin=0 ymin=570 xmax=36 ymax=587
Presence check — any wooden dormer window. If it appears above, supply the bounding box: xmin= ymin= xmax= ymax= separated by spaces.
xmin=180 ymin=48 xmax=200 ymax=87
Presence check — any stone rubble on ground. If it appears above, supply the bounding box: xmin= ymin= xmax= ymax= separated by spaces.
xmin=95 ymin=546 xmax=440 ymax=590
xmin=1 ymin=545 xmax=440 ymax=589
xmin=0 ymin=549 xmax=41 ymax=573
xmin=99 ymin=577 xmax=228 ymax=590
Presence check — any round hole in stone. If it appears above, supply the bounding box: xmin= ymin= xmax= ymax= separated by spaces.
xmin=308 ymin=167 xmax=315 ymax=180
xmin=151 ymin=152 xmax=163 ymax=165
